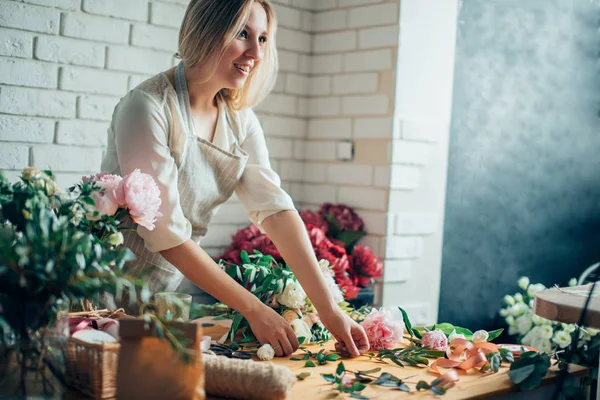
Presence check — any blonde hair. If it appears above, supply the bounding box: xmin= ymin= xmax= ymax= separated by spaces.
xmin=177 ymin=0 xmax=278 ymax=110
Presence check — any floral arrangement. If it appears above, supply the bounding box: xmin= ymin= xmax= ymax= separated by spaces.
xmin=199 ymin=250 xmax=351 ymax=345
xmin=500 ymin=277 xmax=600 ymax=371
xmin=0 ymin=167 xmax=161 ymax=395
xmin=219 ymin=203 xmax=383 ymax=300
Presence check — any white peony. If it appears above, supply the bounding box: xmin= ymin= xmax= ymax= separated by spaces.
xmin=527 ymin=284 xmax=546 ymax=298
xmin=448 ymin=329 xmax=465 ymax=342
xmin=318 ymin=259 xmax=345 ymax=304
xmin=560 ymin=323 xmax=577 ymax=334
xmin=552 ymin=330 xmax=572 ymax=349
xmin=473 ymin=330 xmax=489 ymax=343
xmin=290 ymin=319 xmax=312 ymax=344
xmin=257 ymin=344 xmax=275 ymax=361
xmin=515 ymin=314 xmax=533 ymax=336
xmin=277 ymin=280 xmax=307 ymax=309
xmin=518 ymin=277 xmax=530 ymax=290
xmin=530 ymin=337 xmax=552 ymax=354
xmin=504 ymin=295 xmax=515 ymax=306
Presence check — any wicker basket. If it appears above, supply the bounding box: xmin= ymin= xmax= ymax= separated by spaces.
xmin=61 ymin=309 xmax=125 ymax=399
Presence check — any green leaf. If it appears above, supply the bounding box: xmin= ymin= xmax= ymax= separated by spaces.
xmin=416 ymin=381 xmax=431 ymax=391
xmin=290 ymin=357 xmax=304 ymax=361
xmin=298 ymin=336 xmax=306 ymax=344
xmin=350 ymin=382 xmax=366 ymax=392
xmin=321 ymin=373 xmax=336 ymax=383
xmin=508 ymin=364 xmax=536 ymax=384
xmin=358 ymin=368 xmax=381 ymax=375
xmin=337 ymin=231 xmax=367 ymax=248
xmin=411 ymin=328 xmax=422 ymax=339
xmin=336 ymin=362 xmax=345 ymax=377
xmin=349 ymin=393 xmax=369 ymax=400
xmin=487 ymin=328 xmax=504 ymax=342
xmin=433 ymin=322 xmax=473 ymax=337
xmin=302 ymin=353 xmax=311 ymax=360
xmin=499 ymin=348 xmax=515 ymax=363
xmin=354 ymin=373 xmax=374 ymax=384
xmin=296 ymin=372 xmax=311 ymax=381
xmin=316 ymin=351 xmax=326 ymax=365
xmin=326 ymin=354 xmax=341 ymax=361
xmin=305 ymin=360 xmax=316 ymax=368
xmin=240 ymin=250 xmax=250 ymax=265
xmin=398 ymin=307 xmax=413 ymax=337
xmin=398 ymin=383 xmax=410 ymax=392
xmin=229 ymin=313 xmax=244 ymax=342
xmin=431 ymin=386 xmax=447 ymax=395
xmin=373 ymin=372 xmax=401 ymax=387
xmin=489 ymin=352 xmax=501 ymax=373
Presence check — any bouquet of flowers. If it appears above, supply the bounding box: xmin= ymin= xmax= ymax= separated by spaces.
xmin=199 ymin=250 xmax=352 ymax=345
xmin=0 ymin=167 xmax=160 ymax=395
xmin=499 ymin=277 xmax=600 ymax=370
xmin=219 ymin=203 xmax=383 ymax=300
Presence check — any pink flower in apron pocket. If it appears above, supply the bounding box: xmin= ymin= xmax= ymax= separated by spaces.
xmin=119 ymin=169 xmax=162 ymax=230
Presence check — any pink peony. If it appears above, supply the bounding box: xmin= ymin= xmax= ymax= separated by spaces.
xmin=86 ymin=173 xmax=123 ymax=219
xmin=360 ymin=309 xmax=404 ymax=350
xmin=119 ymin=169 xmax=162 ymax=230
xmin=421 ymin=329 xmax=448 ymax=351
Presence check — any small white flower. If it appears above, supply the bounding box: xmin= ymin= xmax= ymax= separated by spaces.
xmin=516 ymin=314 xmax=533 ymax=336
xmin=472 ymin=330 xmax=489 ymax=343
xmin=531 ymin=315 xmax=552 ymax=326
xmin=509 ymin=303 xmax=529 ymax=317
xmin=318 ymin=259 xmax=330 ymax=270
xmin=527 ymin=284 xmax=546 ymax=298
xmin=587 ymin=328 xmax=599 ymax=337
xmin=448 ymin=329 xmax=465 ymax=342
xmin=530 ymin=337 xmax=552 ymax=354
xmin=514 ymin=293 xmax=524 ymax=303
xmin=499 ymin=308 xmax=510 ymax=317
xmin=508 ymin=325 xmax=518 ymax=336
xmin=568 ymin=278 xmax=578 ymax=287
xmin=290 ymin=319 xmax=312 ymax=344
xmin=505 ymin=315 xmax=516 ymax=326
xmin=518 ymin=277 xmax=530 ymax=290
xmin=561 ymin=324 xmax=577 ymax=334
xmin=277 ymin=280 xmax=307 ymax=309
xmin=504 ymin=295 xmax=515 ymax=306
xmin=528 ymin=299 xmax=534 ymax=308
xmin=257 ymin=344 xmax=275 ymax=361
xmin=538 ymin=325 xmax=554 ymax=340
xmin=552 ymin=330 xmax=572 ymax=349
xmin=107 ymin=232 xmax=124 ymax=246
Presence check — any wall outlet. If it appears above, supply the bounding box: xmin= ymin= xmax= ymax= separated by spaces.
xmin=336 ymin=140 xmax=354 ymax=162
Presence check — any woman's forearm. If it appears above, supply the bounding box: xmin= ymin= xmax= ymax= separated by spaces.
xmin=261 ymin=210 xmax=338 ymax=314
xmin=159 ymin=240 xmax=263 ymax=318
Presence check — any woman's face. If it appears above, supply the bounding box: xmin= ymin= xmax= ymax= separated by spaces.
xmin=215 ymin=3 xmax=269 ymax=90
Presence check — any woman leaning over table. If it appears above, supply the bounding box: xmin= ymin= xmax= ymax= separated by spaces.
xmin=100 ymin=0 xmax=369 ymax=357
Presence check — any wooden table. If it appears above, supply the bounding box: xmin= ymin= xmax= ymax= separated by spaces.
xmin=200 ymin=324 xmax=587 ymax=400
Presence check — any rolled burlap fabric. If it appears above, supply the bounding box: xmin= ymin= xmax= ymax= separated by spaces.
xmin=202 ymin=354 xmax=296 ymax=400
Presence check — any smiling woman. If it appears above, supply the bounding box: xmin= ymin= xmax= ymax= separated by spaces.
xmin=99 ymin=0 xmax=370 ymax=359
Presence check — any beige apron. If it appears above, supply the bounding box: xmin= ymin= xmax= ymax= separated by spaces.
xmin=119 ymin=62 xmax=249 ymax=303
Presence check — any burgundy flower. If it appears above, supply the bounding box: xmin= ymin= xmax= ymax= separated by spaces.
xmin=232 ymin=224 xmax=261 ymax=247
xmin=220 ymin=245 xmax=242 ymax=265
xmin=319 ymin=203 xmax=365 ymax=233
xmin=352 ymin=245 xmax=383 ymax=284
xmin=300 ymin=210 xmax=329 ymax=234
xmin=335 ymin=273 xmax=360 ymax=299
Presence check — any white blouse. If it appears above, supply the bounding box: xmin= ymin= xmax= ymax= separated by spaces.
xmin=100 ymin=73 xmax=296 ymax=252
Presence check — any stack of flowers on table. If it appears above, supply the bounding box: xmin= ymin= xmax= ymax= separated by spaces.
xmin=219 ymin=203 xmax=383 ymax=301
xmin=500 ymin=276 xmax=600 ymax=369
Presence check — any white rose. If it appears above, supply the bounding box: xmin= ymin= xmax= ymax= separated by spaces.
xmin=472 ymin=330 xmax=489 ymax=343
xmin=531 ymin=315 xmax=552 ymax=326
xmin=518 ymin=277 xmax=530 ymax=290
xmin=448 ymin=329 xmax=465 ymax=342
xmin=568 ymin=278 xmax=577 ymax=287
xmin=552 ymin=330 xmax=572 ymax=349
xmin=290 ymin=319 xmax=312 ymax=344
xmin=107 ymin=232 xmax=124 ymax=246
xmin=277 ymin=280 xmax=307 ymax=309
xmin=515 ymin=314 xmax=533 ymax=336
xmin=538 ymin=325 xmax=554 ymax=340
xmin=514 ymin=293 xmax=524 ymax=303
xmin=527 ymin=284 xmax=546 ymax=298
xmin=504 ymin=295 xmax=515 ymax=306
xmin=257 ymin=344 xmax=275 ymax=361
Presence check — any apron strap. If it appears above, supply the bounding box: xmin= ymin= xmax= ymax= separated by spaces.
xmin=174 ymin=61 xmax=194 ymax=134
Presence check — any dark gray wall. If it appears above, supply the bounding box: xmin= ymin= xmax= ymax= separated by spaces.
xmin=439 ymin=0 xmax=600 ymax=330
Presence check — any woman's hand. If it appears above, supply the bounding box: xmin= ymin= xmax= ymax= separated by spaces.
xmin=245 ymin=304 xmax=300 ymax=357
xmin=319 ymin=308 xmax=370 ymax=357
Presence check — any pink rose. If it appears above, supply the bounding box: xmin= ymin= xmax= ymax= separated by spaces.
xmin=421 ymin=329 xmax=448 ymax=351
xmin=119 ymin=169 xmax=162 ymax=230
xmin=360 ymin=309 xmax=404 ymax=350
xmin=86 ymin=173 xmax=123 ymax=219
